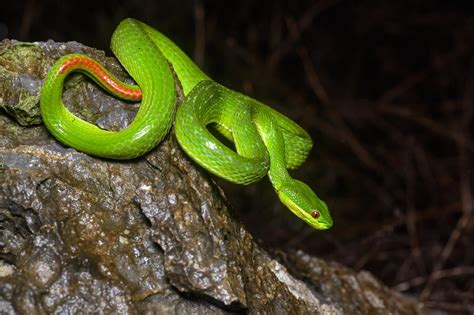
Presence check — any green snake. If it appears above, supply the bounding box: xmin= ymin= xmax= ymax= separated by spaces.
xmin=39 ymin=18 xmax=332 ymax=230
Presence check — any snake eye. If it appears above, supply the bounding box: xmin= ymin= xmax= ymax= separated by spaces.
xmin=311 ymin=210 xmax=320 ymax=219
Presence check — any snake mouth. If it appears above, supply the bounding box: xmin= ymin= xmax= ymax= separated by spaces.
xmin=314 ymin=218 xmax=333 ymax=230
xmin=280 ymin=196 xmax=332 ymax=230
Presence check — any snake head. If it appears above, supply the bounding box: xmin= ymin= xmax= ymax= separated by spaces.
xmin=277 ymin=179 xmax=333 ymax=230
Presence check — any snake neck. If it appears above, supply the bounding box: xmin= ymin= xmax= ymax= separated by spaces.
xmin=268 ymin=168 xmax=293 ymax=193
xmin=249 ymin=104 xmax=292 ymax=192
xmin=267 ymin=158 xmax=292 ymax=192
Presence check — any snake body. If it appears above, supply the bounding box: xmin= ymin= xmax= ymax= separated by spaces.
xmin=40 ymin=18 xmax=332 ymax=229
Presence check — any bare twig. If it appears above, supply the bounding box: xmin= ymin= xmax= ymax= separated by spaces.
xmin=378 ymin=105 xmax=474 ymax=151
xmin=403 ymin=141 xmax=426 ymax=277
xmin=193 ymin=0 xmax=206 ymax=68
xmin=297 ymin=46 xmax=330 ymax=105
xmin=378 ymin=41 xmax=471 ymax=104
xmin=425 ymin=301 xmax=474 ymax=314
xmin=420 ymin=87 xmax=473 ymax=300
xmin=394 ymin=266 xmax=474 ymax=291
xmin=19 ymin=0 xmax=37 ymax=40
xmin=296 ymin=41 xmax=384 ymax=171
xmin=268 ymin=0 xmax=341 ymax=69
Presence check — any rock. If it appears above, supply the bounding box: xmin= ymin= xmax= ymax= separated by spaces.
xmin=0 ymin=39 xmax=428 ymax=314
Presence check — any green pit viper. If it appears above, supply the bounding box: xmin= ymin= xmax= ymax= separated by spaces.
xmin=39 ymin=18 xmax=333 ymax=230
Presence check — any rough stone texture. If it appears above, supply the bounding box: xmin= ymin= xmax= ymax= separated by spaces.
xmin=0 ymin=39 xmax=428 ymax=314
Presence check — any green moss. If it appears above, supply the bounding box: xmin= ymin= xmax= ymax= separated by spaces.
xmin=0 ymin=43 xmax=45 ymax=126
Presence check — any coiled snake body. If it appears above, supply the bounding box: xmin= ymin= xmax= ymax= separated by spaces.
xmin=40 ymin=18 xmax=332 ymax=229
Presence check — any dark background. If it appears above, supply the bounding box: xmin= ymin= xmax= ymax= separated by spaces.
xmin=2 ymin=0 xmax=473 ymax=313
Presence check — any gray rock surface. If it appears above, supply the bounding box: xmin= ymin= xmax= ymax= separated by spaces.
xmin=0 ymin=39 xmax=428 ymax=314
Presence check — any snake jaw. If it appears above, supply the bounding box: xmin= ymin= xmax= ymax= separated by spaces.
xmin=276 ymin=179 xmax=333 ymax=230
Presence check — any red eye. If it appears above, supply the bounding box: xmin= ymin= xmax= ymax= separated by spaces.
xmin=311 ymin=211 xmax=320 ymax=219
